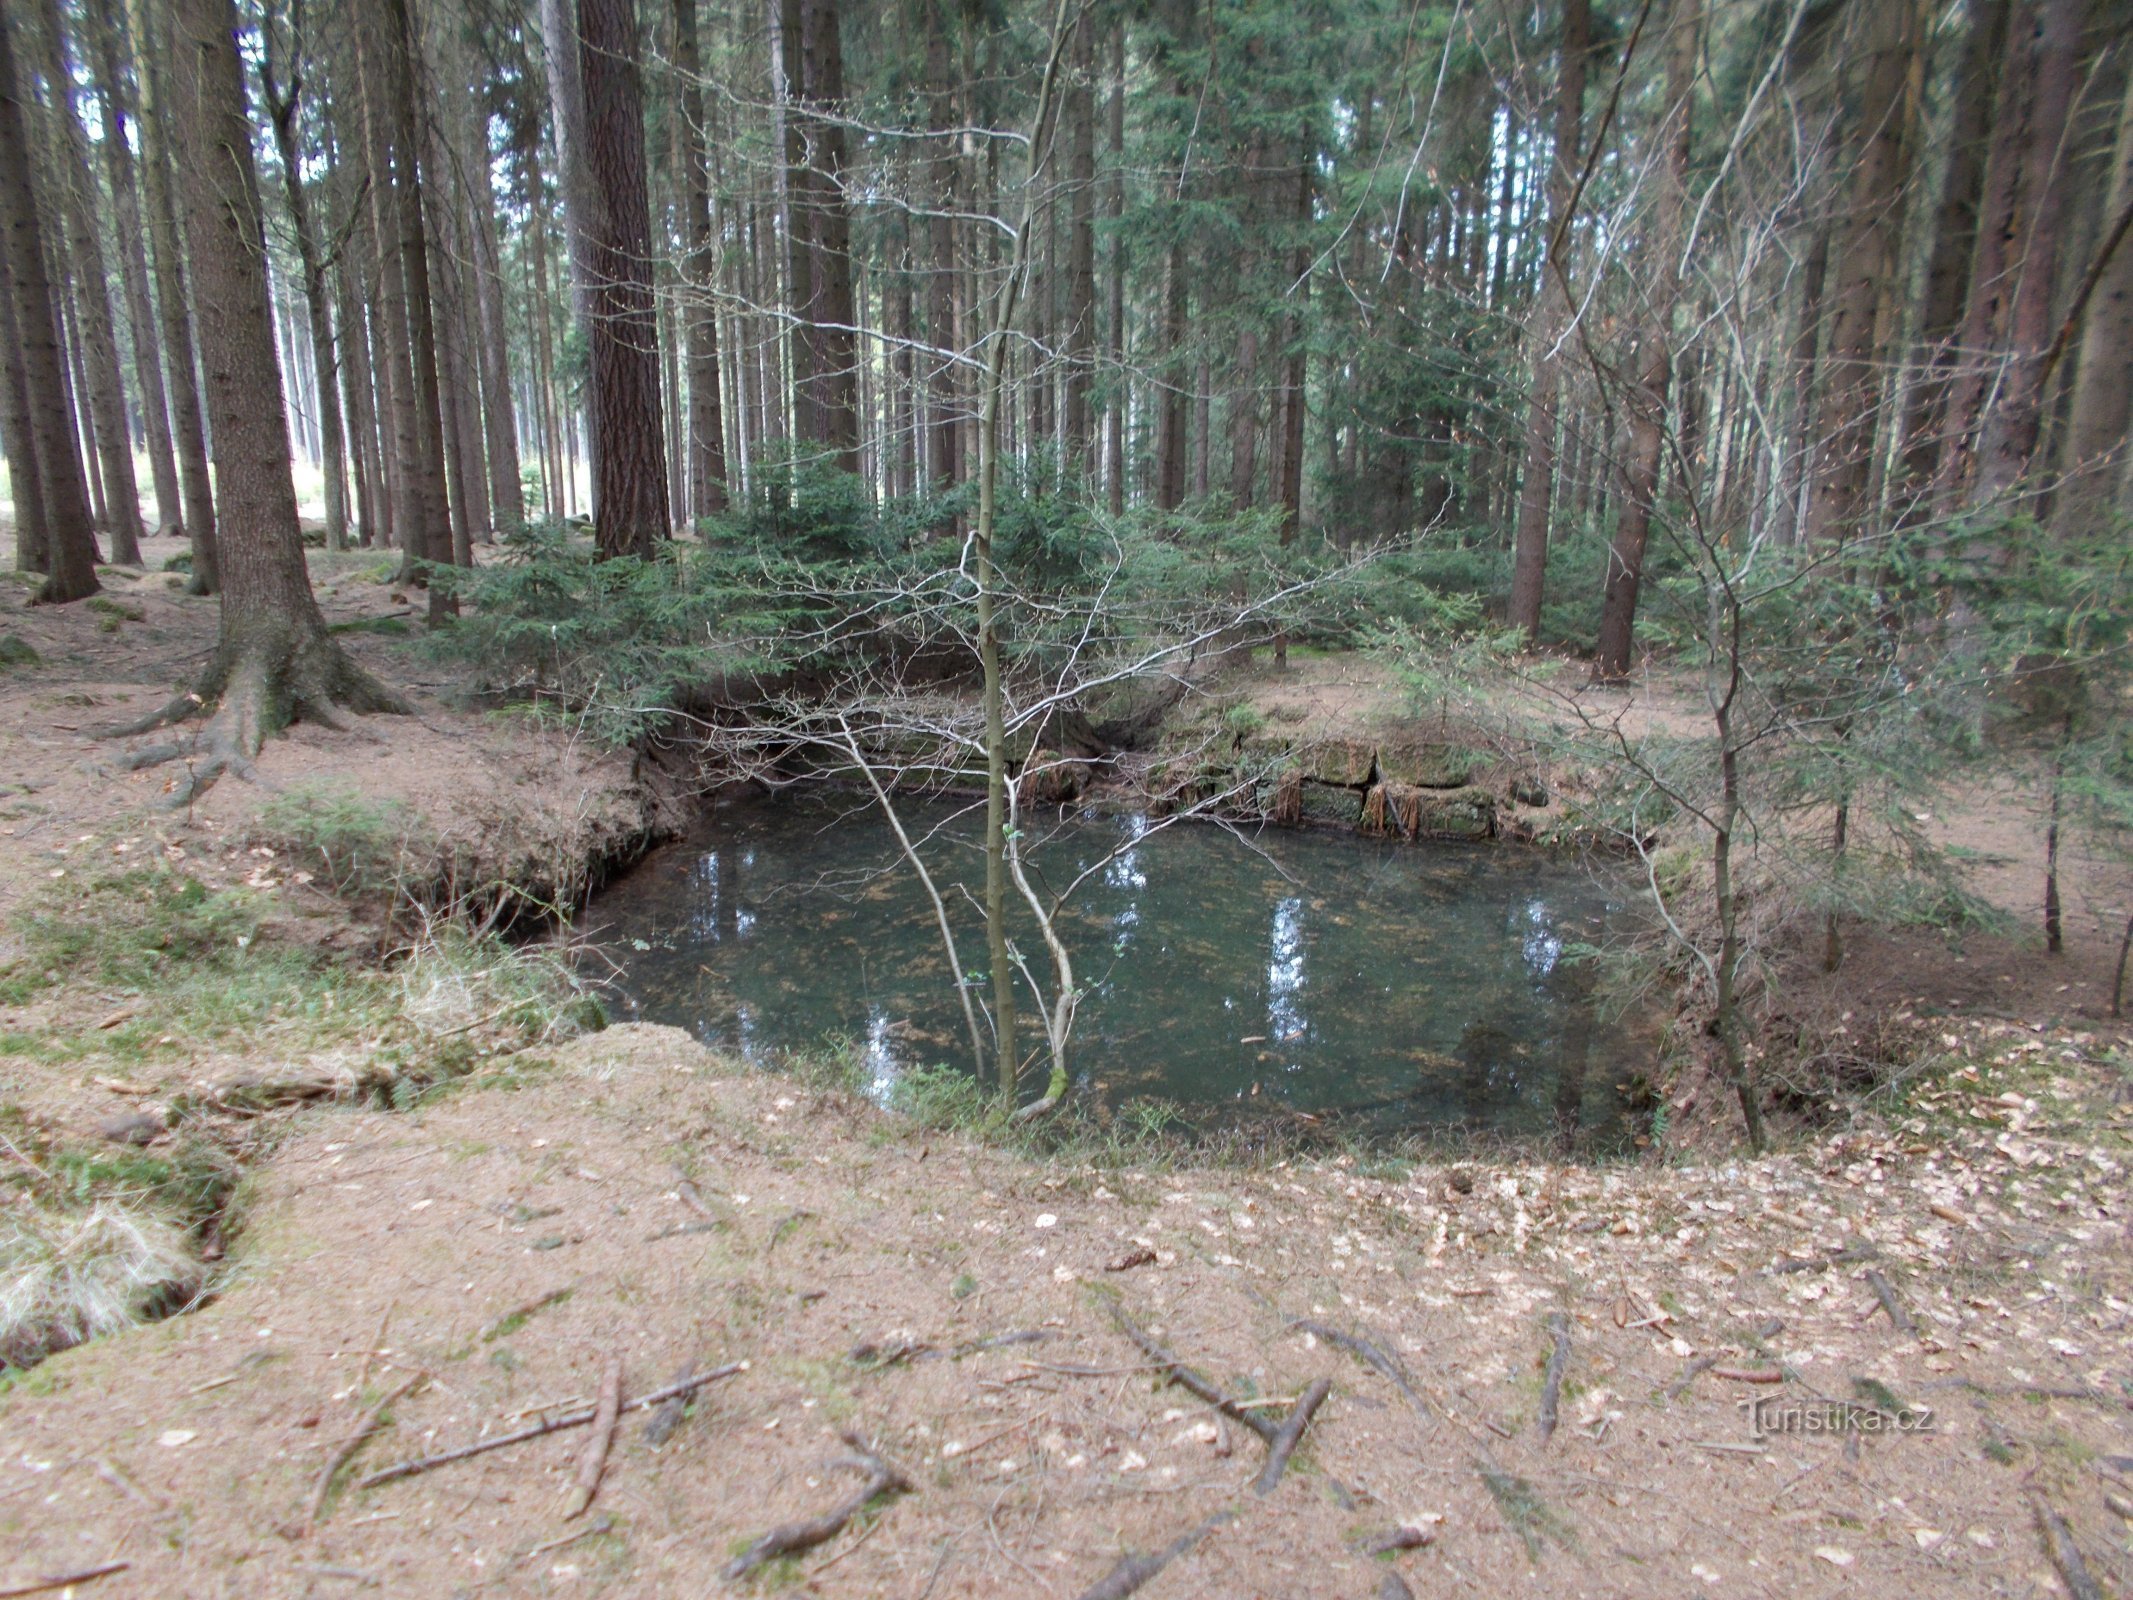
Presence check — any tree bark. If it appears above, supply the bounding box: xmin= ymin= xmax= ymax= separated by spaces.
xmin=39 ymin=0 xmax=142 ymax=562
xmin=2054 ymin=59 xmax=2133 ymax=540
xmin=1506 ymin=0 xmax=1591 ymax=640
xmin=128 ymin=0 xmax=217 ymax=589
xmin=92 ymin=0 xmax=182 ymax=546
xmin=574 ymin=0 xmax=670 ymax=557
xmin=783 ymin=0 xmax=859 ymax=471
xmin=259 ymin=7 xmax=349 ymax=551
xmin=1062 ymin=15 xmax=1096 ymax=482
xmin=1104 ymin=27 xmax=1125 ymax=515
xmin=1594 ymin=0 xmax=1697 ymax=679
xmin=0 ymin=10 xmax=98 ymax=602
xmin=147 ymin=0 xmax=402 ymax=793
xmin=0 ymin=248 xmax=52 ymax=574
xmin=673 ymin=0 xmax=728 ymax=520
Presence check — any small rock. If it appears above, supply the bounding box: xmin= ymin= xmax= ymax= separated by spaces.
xmin=99 ymin=1111 xmax=164 ymax=1146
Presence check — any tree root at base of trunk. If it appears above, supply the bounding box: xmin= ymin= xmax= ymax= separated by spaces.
xmin=92 ymin=634 xmax=409 ymax=806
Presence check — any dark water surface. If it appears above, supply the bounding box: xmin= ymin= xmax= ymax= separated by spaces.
xmin=595 ymin=793 xmax=1641 ymax=1147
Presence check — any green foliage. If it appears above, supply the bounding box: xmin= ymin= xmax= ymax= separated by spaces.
xmin=0 ymin=634 xmax=39 ymax=670
xmin=5 ymin=868 xmax=264 ymax=999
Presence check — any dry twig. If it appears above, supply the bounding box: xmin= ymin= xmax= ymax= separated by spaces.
xmin=309 ymin=1375 xmax=423 ymax=1527
xmin=1536 ymin=1312 xmax=1571 ymax=1442
xmin=1106 ymin=1302 xmax=1276 ymax=1443
xmin=2032 ymin=1495 xmax=2104 ymax=1600
xmin=561 ymin=1359 xmax=622 ymax=1519
xmin=1863 ymin=1269 xmax=1915 ymax=1335
xmin=721 ymin=1431 xmax=911 ymax=1579
xmin=0 ymin=1562 xmax=130 ymax=1598
xmin=1254 ymin=1377 xmax=1332 ymax=1494
xmin=358 ymin=1362 xmax=743 ymax=1489
xmin=1074 ymin=1511 xmax=1233 ymax=1600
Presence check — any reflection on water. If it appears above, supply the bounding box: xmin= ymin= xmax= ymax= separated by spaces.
xmin=596 ymin=793 xmax=1639 ymax=1147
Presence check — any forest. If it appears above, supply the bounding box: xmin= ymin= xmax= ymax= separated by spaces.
xmin=2 ymin=0 xmax=2132 ymax=1593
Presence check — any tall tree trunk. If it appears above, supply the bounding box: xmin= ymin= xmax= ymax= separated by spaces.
xmin=922 ymin=0 xmax=958 ymax=492
xmin=0 ymin=12 xmax=97 ymax=602
xmin=1062 ymin=14 xmax=1096 ymax=482
xmin=783 ymin=0 xmax=858 ymax=470
xmin=1594 ymin=0 xmax=1697 ymax=680
xmin=39 ymin=0 xmax=141 ymax=562
xmin=145 ymin=0 xmax=401 ymax=792
xmin=259 ymin=12 xmax=350 ymax=551
xmin=1803 ymin=0 xmax=1923 ymax=546
xmin=2054 ymin=62 xmax=2133 ymax=540
xmin=541 ymin=0 xmax=600 ymax=502
xmin=0 ymin=250 xmax=53 ymax=574
xmin=461 ymin=104 xmax=525 ymax=535
xmin=1973 ymin=0 xmax=2082 ymax=502
xmin=1894 ymin=0 xmax=2008 ymax=515
xmin=1506 ymin=0 xmax=1591 ymax=640
xmin=673 ymin=0 xmax=728 ymax=518
xmin=128 ymin=0 xmax=217 ymax=589
xmin=574 ymin=0 xmax=670 ymax=556
xmin=1104 ymin=27 xmax=1125 ymax=515
xmin=1154 ymin=246 xmax=1188 ymax=509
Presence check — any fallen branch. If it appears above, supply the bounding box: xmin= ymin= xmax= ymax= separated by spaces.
xmin=1863 ymin=1269 xmax=1915 ymax=1336
xmin=521 ymin=1517 xmax=612 ymax=1565
xmin=644 ymin=1360 xmax=703 ymax=1447
xmin=1536 ymin=1312 xmax=1571 ymax=1443
xmin=0 ymin=1562 xmax=130 ymax=1598
xmin=561 ymin=1359 xmax=622 ymax=1519
xmin=358 ymin=1362 xmax=744 ymax=1489
xmin=1709 ymin=1365 xmax=1783 ymax=1384
xmin=1663 ymin=1355 xmax=1721 ymax=1401
xmin=1107 ymin=1302 xmax=1276 ymax=1443
xmin=2032 ymin=1495 xmax=2104 ymax=1600
xmin=1286 ymin=1318 xmax=1424 ymax=1411
xmin=1254 ymin=1377 xmax=1332 ymax=1495
xmin=309 ymin=1376 xmax=423 ymax=1527
xmin=1074 ymin=1511 xmax=1233 ymax=1600
xmin=721 ymin=1430 xmax=911 ymax=1579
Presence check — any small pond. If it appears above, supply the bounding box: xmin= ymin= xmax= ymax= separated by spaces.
xmin=595 ymin=793 xmax=1644 ymax=1149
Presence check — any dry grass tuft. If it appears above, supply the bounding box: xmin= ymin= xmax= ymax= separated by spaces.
xmin=1 ymin=1200 xmax=204 ymax=1369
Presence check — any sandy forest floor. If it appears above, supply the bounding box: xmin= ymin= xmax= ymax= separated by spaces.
xmin=0 ymin=539 xmax=2129 ymax=1599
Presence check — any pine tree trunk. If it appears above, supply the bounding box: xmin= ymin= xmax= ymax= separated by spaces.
xmin=673 ymin=0 xmax=728 ymax=518
xmin=1506 ymin=0 xmax=1591 ymax=640
xmin=1154 ymin=245 xmax=1188 ymax=509
xmin=1973 ymin=0 xmax=2082 ymax=502
xmin=40 ymin=0 xmax=141 ymax=562
xmin=925 ymin=0 xmax=959 ymax=492
xmin=154 ymin=0 xmax=401 ymax=782
xmin=260 ymin=26 xmax=350 ymax=552
xmin=1803 ymin=0 xmax=1922 ymax=546
xmin=1594 ymin=0 xmax=1697 ymax=680
xmin=1063 ymin=15 xmax=1096 ymax=482
xmin=575 ymin=0 xmax=671 ymax=557
xmin=785 ymin=0 xmax=858 ymax=470
xmin=0 ymin=253 xmax=52 ymax=574
xmin=0 ymin=13 xmax=98 ymax=602
xmin=1104 ymin=28 xmax=1125 ymax=515
xmin=128 ymin=0 xmax=217 ymax=589
xmin=2054 ymin=62 xmax=2133 ymax=540
xmin=541 ymin=0 xmax=601 ymax=503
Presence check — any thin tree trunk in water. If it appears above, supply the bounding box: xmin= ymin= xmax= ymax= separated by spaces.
xmin=1507 ymin=0 xmax=1591 ymax=640
xmin=129 ymin=0 xmax=217 ymax=589
xmin=1594 ymin=0 xmax=1696 ymax=680
xmin=673 ymin=0 xmax=728 ymax=518
xmin=2054 ymin=64 xmax=2133 ymax=542
xmin=575 ymin=0 xmax=670 ymax=557
xmin=0 ymin=14 xmax=98 ymax=603
xmin=152 ymin=0 xmax=402 ymax=791
xmin=260 ymin=18 xmax=349 ymax=552
xmin=40 ymin=0 xmax=141 ymax=562
xmin=88 ymin=0 xmax=180 ymax=538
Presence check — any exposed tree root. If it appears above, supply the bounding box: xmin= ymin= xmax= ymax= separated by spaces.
xmin=1253 ymin=1377 xmax=1331 ymax=1494
xmin=93 ymin=633 xmax=409 ymax=806
xmin=1106 ymin=1303 xmax=1277 ymax=1444
xmin=1074 ymin=1511 xmax=1234 ymax=1600
xmin=720 ymin=1431 xmax=910 ymax=1579
xmin=1536 ymin=1311 xmax=1572 ymax=1442
xmin=1286 ymin=1318 xmax=1425 ymax=1412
